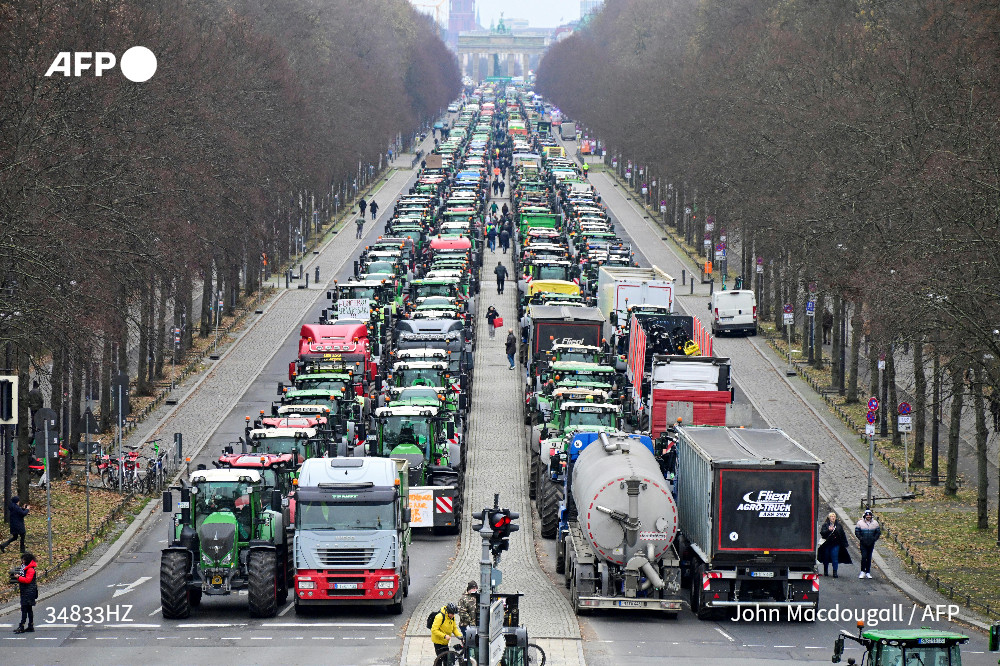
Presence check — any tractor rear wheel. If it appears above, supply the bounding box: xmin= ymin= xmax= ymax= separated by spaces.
xmin=539 ymin=479 xmax=562 ymax=539
xmin=160 ymin=551 xmax=192 ymax=619
xmin=248 ymin=550 xmax=279 ymax=618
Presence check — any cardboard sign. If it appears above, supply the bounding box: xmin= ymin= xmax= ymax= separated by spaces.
xmin=425 ymin=154 xmax=443 ymax=168
xmin=409 ymin=490 xmax=434 ymax=527
xmin=338 ymin=298 xmax=371 ymax=320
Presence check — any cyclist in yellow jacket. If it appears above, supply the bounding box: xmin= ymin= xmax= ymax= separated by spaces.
xmin=431 ymin=603 xmax=462 ymax=658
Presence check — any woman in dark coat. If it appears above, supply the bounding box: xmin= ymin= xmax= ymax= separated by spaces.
xmin=0 ymin=496 xmax=29 ymax=553
xmin=817 ymin=512 xmax=852 ymax=577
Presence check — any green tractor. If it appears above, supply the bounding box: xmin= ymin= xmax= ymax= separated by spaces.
xmin=833 ymin=625 xmax=975 ymax=665
xmin=160 ymin=468 xmax=288 ymax=618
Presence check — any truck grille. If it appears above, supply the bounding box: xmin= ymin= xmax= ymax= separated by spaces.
xmin=315 ymin=548 xmax=375 ymax=567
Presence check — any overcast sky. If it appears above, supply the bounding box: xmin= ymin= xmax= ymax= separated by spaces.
xmin=476 ymin=0 xmax=581 ymax=28
xmin=413 ymin=0 xmax=582 ymax=29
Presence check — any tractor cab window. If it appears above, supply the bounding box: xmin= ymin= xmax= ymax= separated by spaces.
xmin=195 ymin=481 xmax=255 ymax=538
xmin=537 ymin=265 xmax=569 ymax=281
xmin=397 ymin=368 xmax=445 ymax=386
xmin=381 ymin=417 xmax=432 ymax=451
xmin=252 ymin=436 xmax=303 ymax=457
xmin=565 ymin=408 xmax=617 ymax=428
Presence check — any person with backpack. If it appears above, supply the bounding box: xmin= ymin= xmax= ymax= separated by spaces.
xmin=429 ymin=603 xmax=462 ymax=657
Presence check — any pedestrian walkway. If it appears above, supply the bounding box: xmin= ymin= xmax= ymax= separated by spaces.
xmin=400 ymin=188 xmax=584 ymax=665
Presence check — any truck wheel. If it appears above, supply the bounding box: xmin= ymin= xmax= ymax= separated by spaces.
xmin=539 ymin=480 xmax=562 ymax=539
xmin=387 ymin=593 xmax=404 ymax=615
xmin=248 ymin=550 xmax=279 ymax=618
xmin=160 ymin=551 xmax=192 ymax=619
xmin=555 ymin=536 xmax=565 ymax=574
xmin=689 ymin=563 xmax=702 ymax=615
xmin=570 ymin=576 xmax=583 ymax=615
xmin=528 ymin=451 xmax=538 ymax=500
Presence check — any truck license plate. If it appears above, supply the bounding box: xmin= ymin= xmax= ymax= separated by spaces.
xmin=334 ymin=583 xmax=359 ymax=590
xmin=618 ymin=600 xmax=643 ymax=608
xmin=750 ymin=571 xmax=774 ymax=578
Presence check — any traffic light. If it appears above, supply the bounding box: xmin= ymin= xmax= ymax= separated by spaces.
xmin=472 ymin=509 xmax=487 ymax=532
xmin=489 ymin=509 xmax=519 ymax=556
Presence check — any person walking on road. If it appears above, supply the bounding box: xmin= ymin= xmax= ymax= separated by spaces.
xmin=486 ymin=306 xmax=499 ymax=339
xmin=818 ymin=512 xmax=851 ymax=577
xmin=355 ymin=216 xmax=365 ymax=239
xmin=1 ymin=496 xmax=29 ymax=554
xmin=430 ymin=603 xmax=462 ymax=658
xmin=505 ymin=329 xmax=517 ymax=370
xmin=822 ymin=309 xmax=833 ymax=345
xmin=854 ymin=509 xmax=881 ymax=579
xmin=458 ymin=581 xmax=479 ymax=635
xmin=498 ymin=180 xmax=505 ymax=197
xmin=369 ymin=200 xmax=379 ymax=220
xmin=490 ymin=201 xmax=498 ymax=217
xmin=358 ymin=197 xmax=367 ymax=219
xmin=14 ymin=552 xmax=37 ymax=633
xmin=487 ymin=226 xmax=497 ymax=253
xmin=492 ymin=179 xmax=500 ymax=197
xmin=494 ymin=262 xmax=508 ymax=295
xmin=499 ymin=227 xmax=510 ymax=254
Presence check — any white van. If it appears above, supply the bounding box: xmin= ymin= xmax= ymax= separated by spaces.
xmin=709 ymin=289 xmax=757 ymax=336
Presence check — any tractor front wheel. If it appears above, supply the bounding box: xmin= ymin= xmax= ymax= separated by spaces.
xmin=248 ymin=550 xmax=279 ymax=618
xmin=160 ymin=551 xmax=192 ymax=619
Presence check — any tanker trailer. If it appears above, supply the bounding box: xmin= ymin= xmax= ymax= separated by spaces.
xmin=556 ymin=431 xmax=682 ymax=615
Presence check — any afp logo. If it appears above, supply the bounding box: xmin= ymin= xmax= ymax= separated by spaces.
xmin=45 ymin=46 xmax=157 ymax=82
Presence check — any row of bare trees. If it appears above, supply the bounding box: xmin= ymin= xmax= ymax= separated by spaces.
xmin=0 ymin=0 xmax=460 ymax=499
xmin=539 ymin=0 xmax=1000 ymax=530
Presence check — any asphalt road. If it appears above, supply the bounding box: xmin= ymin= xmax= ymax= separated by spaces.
xmin=2 ymin=163 xmax=458 ymax=666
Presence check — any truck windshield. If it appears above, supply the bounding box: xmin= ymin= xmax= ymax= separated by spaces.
xmin=565 ymin=409 xmax=617 ymax=428
xmin=381 ymin=417 xmax=432 ymax=450
xmin=297 ymin=501 xmax=395 ymax=530
xmin=878 ymin=644 xmax=960 ymax=665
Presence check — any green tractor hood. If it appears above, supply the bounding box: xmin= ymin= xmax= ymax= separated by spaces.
xmin=199 ymin=512 xmax=240 ymax=567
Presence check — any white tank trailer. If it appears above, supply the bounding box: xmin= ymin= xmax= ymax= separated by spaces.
xmin=557 ymin=432 xmax=683 ymax=614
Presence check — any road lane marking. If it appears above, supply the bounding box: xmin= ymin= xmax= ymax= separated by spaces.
xmin=111 ymin=576 xmax=152 ymax=598
xmin=101 ymin=623 xmax=161 ymax=629
xmin=343 ymin=637 xmax=366 ymax=640
xmin=774 ymin=645 xmax=796 ymax=648
xmin=3 ymin=637 xmax=26 ymax=640
xmin=148 ymin=607 xmax=162 ymax=616
xmin=70 ymin=637 xmax=87 ymax=640
xmin=278 ymin=601 xmax=294 ymax=617
xmin=96 ymin=636 xmax=118 ymax=640
xmin=250 ymin=636 xmax=273 ymax=640
xmin=35 ymin=637 xmax=58 ymax=640
xmin=176 ymin=623 xmax=248 ymax=628
xmin=805 ymin=646 xmax=825 ymax=649
xmin=312 ymin=637 xmax=337 ymax=640
xmin=38 ymin=624 xmax=77 ymax=629
xmin=221 ymin=637 xmax=242 ymax=640
xmin=715 ymin=628 xmax=735 ymax=642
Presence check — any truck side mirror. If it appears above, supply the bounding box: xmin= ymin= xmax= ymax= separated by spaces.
xmin=326 ymin=290 xmax=333 ymax=300
xmin=459 ymin=395 xmax=468 ymax=411
xmin=402 ymin=508 xmax=411 ymax=525
xmin=162 ymin=491 xmax=173 ymax=513
xmin=271 ymin=490 xmax=283 ymax=512
xmin=374 ymin=376 xmax=382 ymax=392
xmin=447 ymin=421 xmax=455 ymax=440
xmin=223 ymin=445 xmax=234 ymax=455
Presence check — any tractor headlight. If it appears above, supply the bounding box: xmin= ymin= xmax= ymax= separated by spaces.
xmin=220 ymin=551 xmax=234 ymax=565
xmin=201 ymin=553 xmax=214 ymax=566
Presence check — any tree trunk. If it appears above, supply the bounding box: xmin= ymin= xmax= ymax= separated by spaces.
xmin=846 ymin=308 xmax=861 ymax=403
xmin=887 ymin=343 xmax=901 ymax=449
xmin=945 ymin=361 xmax=966 ymax=496
xmin=772 ymin=257 xmax=783 ymax=328
xmin=972 ymin=364 xmax=988 ymax=529
xmin=136 ymin=280 xmax=150 ymax=395
xmin=51 ymin=344 xmax=64 ymax=434
xmin=100 ymin=337 xmax=112 ymax=433
xmin=912 ymin=338 xmax=926 ymax=468
xmin=70 ymin=346 xmax=83 ymax=451
xmin=869 ymin=344 xmax=879 ymax=401
xmin=154 ymin=276 xmax=169 ymax=378
xmin=200 ymin=258 xmax=214 ymax=337
xmin=831 ymin=293 xmax=842 ymax=389
xmin=16 ymin=346 xmax=31 ymax=503
xmin=812 ymin=291 xmax=825 ymax=369
xmin=183 ymin=269 xmax=194 ymax=351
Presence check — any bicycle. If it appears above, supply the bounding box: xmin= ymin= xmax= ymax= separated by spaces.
xmin=431 ymin=641 xmax=545 ymax=666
